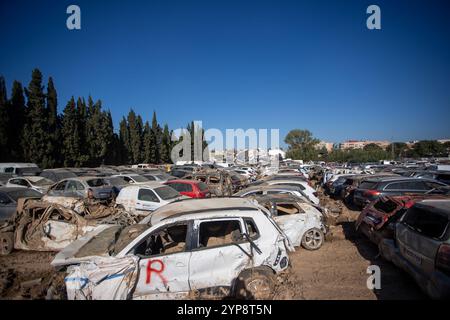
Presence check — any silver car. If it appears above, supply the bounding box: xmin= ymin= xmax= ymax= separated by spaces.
xmin=46 ymin=177 xmax=114 ymax=200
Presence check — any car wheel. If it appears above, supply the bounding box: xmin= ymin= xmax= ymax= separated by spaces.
xmin=0 ymin=232 xmax=14 ymax=255
xmin=234 ymin=268 xmax=275 ymax=300
xmin=302 ymin=228 xmax=324 ymax=250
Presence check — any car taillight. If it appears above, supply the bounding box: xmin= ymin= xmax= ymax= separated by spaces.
xmin=436 ymin=243 xmax=450 ymax=276
xmin=364 ymin=190 xmax=380 ymax=197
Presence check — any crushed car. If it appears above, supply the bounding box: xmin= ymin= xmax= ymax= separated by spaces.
xmin=183 ymin=169 xmax=234 ymax=197
xmin=0 ymin=198 xmax=138 ymax=255
xmin=52 ymin=198 xmax=294 ymax=300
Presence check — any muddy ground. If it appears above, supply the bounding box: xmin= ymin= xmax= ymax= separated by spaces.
xmin=0 ymin=192 xmax=427 ymax=300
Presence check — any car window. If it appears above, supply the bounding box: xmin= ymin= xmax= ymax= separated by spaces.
xmin=54 ymin=181 xmax=68 ymax=191
xmin=133 ymin=224 xmax=188 ymax=257
xmin=182 ymin=183 xmax=193 ymax=192
xmin=359 ymin=181 xmax=378 ymax=190
xmin=198 ymin=220 xmax=244 ymax=248
xmin=154 ymin=186 xmax=180 ymax=200
xmin=403 ymin=206 xmax=449 ymax=239
xmin=275 ymin=203 xmax=304 ymax=216
xmin=11 ymin=179 xmax=29 ymax=187
xmin=374 ymin=199 xmax=398 ymax=213
xmin=131 ymin=175 xmax=149 ymax=183
xmin=244 ymin=218 xmax=259 ymax=239
xmin=86 ymin=179 xmax=106 ymax=187
xmin=138 ymin=189 xmax=159 ymax=202
xmin=145 ymin=175 xmax=156 ymax=181
xmin=67 ymin=180 xmax=85 ymax=191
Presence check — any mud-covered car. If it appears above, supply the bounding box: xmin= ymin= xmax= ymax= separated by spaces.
xmin=251 ymin=194 xmax=328 ymax=249
xmin=46 ymin=177 xmax=114 ymax=201
xmin=0 ymin=198 xmax=138 ymax=255
xmin=52 ymin=198 xmax=294 ymax=300
xmin=184 ymin=170 xmax=233 ymax=197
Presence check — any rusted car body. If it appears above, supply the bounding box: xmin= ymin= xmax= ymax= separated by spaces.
xmin=184 ymin=170 xmax=233 ymax=197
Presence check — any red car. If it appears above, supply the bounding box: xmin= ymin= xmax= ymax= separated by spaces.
xmin=356 ymin=194 xmax=448 ymax=245
xmin=164 ymin=179 xmax=211 ymax=198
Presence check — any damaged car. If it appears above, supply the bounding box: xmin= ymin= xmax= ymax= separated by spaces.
xmin=184 ymin=170 xmax=233 ymax=197
xmin=0 ymin=198 xmax=138 ymax=255
xmin=250 ymin=194 xmax=328 ymax=249
xmin=51 ymin=198 xmax=294 ymax=300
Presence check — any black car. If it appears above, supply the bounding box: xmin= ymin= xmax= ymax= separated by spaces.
xmin=353 ymin=177 xmax=447 ymax=208
xmin=0 ymin=187 xmax=43 ymax=222
xmin=413 ymin=170 xmax=450 ymax=185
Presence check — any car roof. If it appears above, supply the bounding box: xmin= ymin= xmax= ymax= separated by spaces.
xmin=121 ymin=182 xmax=167 ymax=189
xmin=165 ymin=179 xmax=199 ymax=184
xmin=363 ymin=176 xmax=436 ymax=183
xmin=149 ymin=197 xmax=260 ymax=223
xmin=238 ymin=185 xmax=302 ymax=192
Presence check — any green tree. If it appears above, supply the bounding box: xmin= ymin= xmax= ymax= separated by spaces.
xmin=61 ymin=97 xmax=86 ymax=166
xmin=142 ymin=121 xmax=153 ymax=163
xmin=22 ymin=69 xmax=51 ymax=168
xmin=119 ymin=116 xmax=131 ymax=164
xmin=151 ymin=111 xmax=161 ymax=163
xmin=45 ymin=77 xmax=61 ymax=167
xmin=127 ymin=109 xmax=143 ymax=164
xmin=160 ymin=124 xmax=172 ymax=163
xmin=7 ymin=81 xmax=26 ymax=161
xmin=284 ymin=129 xmax=319 ymax=161
xmin=0 ymin=76 xmax=9 ymax=161
xmin=413 ymin=140 xmax=445 ymax=157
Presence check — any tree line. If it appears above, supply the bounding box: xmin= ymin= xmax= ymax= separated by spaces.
xmin=0 ymin=69 xmax=199 ymax=168
xmin=285 ymin=129 xmax=450 ymax=163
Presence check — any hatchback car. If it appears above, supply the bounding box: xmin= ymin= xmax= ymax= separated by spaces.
xmin=6 ymin=176 xmax=54 ymax=193
xmin=0 ymin=187 xmax=43 ymax=223
xmin=46 ymin=177 xmax=114 ymax=200
xmin=164 ymin=179 xmax=211 ymax=198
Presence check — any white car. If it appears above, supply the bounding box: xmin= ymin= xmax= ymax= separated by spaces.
xmin=115 ymin=183 xmax=186 ymax=216
xmin=52 ymin=198 xmax=293 ymax=300
xmin=234 ymin=185 xmax=312 ymax=204
xmin=251 ymin=194 xmax=327 ymax=249
xmin=261 ymin=180 xmax=320 ymax=205
xmin=6 ymin=176 xmax=54 ymax=193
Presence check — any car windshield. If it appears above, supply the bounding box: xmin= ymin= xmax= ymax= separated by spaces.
xmin=6 ymin=189 xmax=43 ymax=201
xmin=132 ymin=175 xmax=149 ymax=183
xmin=32 ymin=177 xmax=53 ymax=186
xmin=155 ymin=174 xmax=170 ymax=180
xmin=154 ymin=186 xmax=180 ymax=200
xmin=86 ymin=179 xmax=106 ymax=187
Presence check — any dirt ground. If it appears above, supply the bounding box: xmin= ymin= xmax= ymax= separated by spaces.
xmin=0 ymin=192 xmax=427 ymax=300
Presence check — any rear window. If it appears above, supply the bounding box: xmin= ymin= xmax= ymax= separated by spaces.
xmin=359 ymin=181 xmax=378 ymax=190
xmin=86 ymin=179 xmax=106 ymax=187
xmin=374 ymin=199 xmax=398 ymax=213
xmin=403 ymin=206 xmax=449 ymax=239
xmin=154 ymin=186 xmax=180 ymax=200
xmin=198 ymin=182 xmax=209 ymax=191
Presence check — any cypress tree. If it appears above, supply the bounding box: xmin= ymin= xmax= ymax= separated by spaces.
xmin=150 ymin=111 xmax=161 ymax=164
xmin=45 ymin=77 xmax=60 ymax=167
xmin=142 ymin=121 xmax=152 ymax=163
xmin=22 ymin=69 xmax=50 ymax=168
xmin=61 ymin=97 xmax=83 ymax=167
xmin=127 ymin=109 xmax=143 ymax=164
xmin=0 ymin=76 xmax=9 ymax=161
xmin=8 ymin=81 xmax=26 ymax=161
xmin=119 ymin=117 xmax=131 ymax=164
xmin=160 ymin=123 xmax=172 ymax=163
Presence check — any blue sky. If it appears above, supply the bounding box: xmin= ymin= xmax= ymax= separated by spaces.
xmin=1 ymin=0 xmax=449 ymax=146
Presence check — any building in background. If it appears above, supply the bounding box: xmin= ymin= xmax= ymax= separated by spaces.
xmin=339 ymin=140 xmax=390 ymax=150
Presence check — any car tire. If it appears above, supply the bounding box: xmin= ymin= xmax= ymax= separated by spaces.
xmin=302 ymin=228 xmax=324 ymax=250
xmin=0 ymin=232 xmax=14 ymax=255
xmin=234 ymin=268 xmax=275 ymax=300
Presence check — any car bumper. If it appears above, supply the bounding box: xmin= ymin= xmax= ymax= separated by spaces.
xmin=380 ymin=239 xmax=450 ymax=299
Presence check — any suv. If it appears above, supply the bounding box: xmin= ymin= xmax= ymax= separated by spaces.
xmin=52 ymin=198 xmax=293 ymax=300
xmin=353 ymin=177 xmax=446 ymax=208
xmin=379 ymin=200 xmax=450 ymax=299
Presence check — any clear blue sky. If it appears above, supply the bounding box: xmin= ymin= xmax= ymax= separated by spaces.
xmin=1 ymin=0 xmax=449 ymax=146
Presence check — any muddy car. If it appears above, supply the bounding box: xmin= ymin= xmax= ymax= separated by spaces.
xmin=379 ymin=200 xmax=450 ymax=299
xmin=0 ymin=198 xmax=138 ymax=255
xmin=184 ymin=170 xmax=233 ymax=197
xmin=46 ymin=177 xmax=115 ymax=201
xmin=251 ymin=194 xmax=328 ymax=249
xmin=52 ymin=198 xmax=293 ymax=300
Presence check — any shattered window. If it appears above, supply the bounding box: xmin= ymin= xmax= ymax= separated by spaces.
xmin=198 ymin=220 xmax=244 ymax=248
xmin=134 ymin=224 xmax=188 ymax=257
xmin=275 ymin=203 xmax=303 ymax=216
xmin=244 ymin=218 xmax=259 ymax=239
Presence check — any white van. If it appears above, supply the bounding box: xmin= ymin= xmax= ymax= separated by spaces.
xmin=0 ymin=163 xmax=41 ymax=175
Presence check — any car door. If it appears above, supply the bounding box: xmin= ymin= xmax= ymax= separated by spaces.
xmin=65 ymin=180 xmax=85 ymax=197
xmin=131 ymin=222 xmax=192 ymax=298
xmin=135 ymin=188 xmax=161 ymax=212
xmin=398 ymin=206 xmax=448 ymax=275
xmin=48 ymin=180 xmax=68 ymax=196
xmin=188 ymin=218 xmax=253 ymax=292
